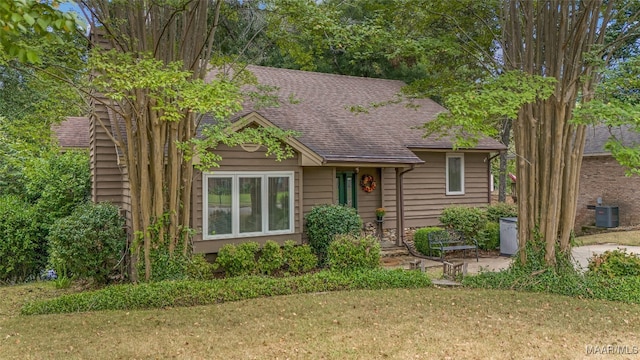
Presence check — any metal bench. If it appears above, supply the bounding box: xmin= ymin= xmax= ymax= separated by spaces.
xmin=427 ymin=229 xmax=478 ymax=262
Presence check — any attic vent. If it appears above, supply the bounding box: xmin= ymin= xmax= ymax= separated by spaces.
xmin=240 ymin=143 xmax=261 ymax=152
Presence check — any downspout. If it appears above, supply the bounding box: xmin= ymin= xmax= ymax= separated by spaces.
xmin=395 ymin=165 xmax=416 ymax=246
xmin=487 ymin=152 xmax=502 ymax=204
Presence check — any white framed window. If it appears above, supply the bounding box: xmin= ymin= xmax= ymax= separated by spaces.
xmin=446 ymin=153 xmax=465 ymax=195
xmin=203 ymin=171 xmax=294 ymax=239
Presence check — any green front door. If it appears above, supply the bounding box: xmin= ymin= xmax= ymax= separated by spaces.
xmin=336 ymin=171 xmax=357 ymax=208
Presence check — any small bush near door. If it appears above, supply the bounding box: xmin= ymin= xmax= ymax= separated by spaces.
xmin=327 ymin=235 xmax=380 ymax=271
xmin=305 ymin=204 xmax=362 ymax=265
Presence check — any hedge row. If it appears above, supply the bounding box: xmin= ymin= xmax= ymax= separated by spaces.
xmin=22 ymin=269 xmax=431 ymax=315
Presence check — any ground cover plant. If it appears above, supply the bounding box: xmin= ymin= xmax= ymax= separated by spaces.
xmin=21 ymin=269 xmax=431 ymax=315
xmin=3 ymin=284 xmax=640 ymax=359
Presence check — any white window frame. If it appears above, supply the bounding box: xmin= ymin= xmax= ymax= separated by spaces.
xmin=202 ymin=171 xmax=295 ymax=240
xmin=445 ymin=153 xmax=465 ymax=195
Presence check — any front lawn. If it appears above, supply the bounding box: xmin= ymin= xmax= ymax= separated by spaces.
xmin=1 ymin=284 xmax=639 ymax=359
xmin=577 ymin=230 xmax=640 ymax=246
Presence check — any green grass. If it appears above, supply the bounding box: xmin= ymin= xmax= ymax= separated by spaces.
xmin=2 ymin=283 xmax=640 ymax=359
xmin=576 ymin=230 xmax=640 ymax=246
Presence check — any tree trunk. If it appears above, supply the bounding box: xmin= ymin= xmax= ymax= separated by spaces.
xmin=502 ymin=0 xmax=612 ymax=265
xmin=84 ymin=0 xmax=225 ymax=281
xmin=498 ymin=118 xmax=511 ymax=203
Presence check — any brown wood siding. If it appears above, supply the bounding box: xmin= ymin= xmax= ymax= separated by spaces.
xmin=383 ymin=152 xmax=490 ymax=228
xmin=302 ymin=167 xmax=335 ymax=215
xmin=90 ymin=100 xmax=125 ymax=207
xmin=191 ymin=144 xmax=302 ymax=253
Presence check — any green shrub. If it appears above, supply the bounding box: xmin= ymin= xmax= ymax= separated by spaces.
xmin=146 ymin=249 xmax=190 ymax=282
xmin=213 ymin=242 xmax=260 ymax=277
xmin=439 ymin=206 xmax=487 ymax=240
xmin=282 ymin=240 xmax=317 ymax=275
xmin=24 ymin=150 xmax=90 ymax=227
xmin=485 ymin=203 xmax=518 ymax=223
xmin=588 ymin=249 xmax=640 ymax=277
xmin=413 ymin=227 xmax=444 ymax=256
xmin=327 ymin=234 xmax=381 ymax=271
xmin=0 ymin=195 xmax=44 ymax=283
xmin=258 ymin=240 xmax=285 ymax=276
xmin=47 ymin=202 xmax=126 ymax=284
xmin=21 ymin=269 xmax=432 ymax=315
xmin=305 ymin=204 xmax=362 ymax=265
xmin=185 ymin=254 xmax=216 ymax=281
xmin=477 ymin=222 xmax=500 ymax=251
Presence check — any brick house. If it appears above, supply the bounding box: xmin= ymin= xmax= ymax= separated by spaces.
xmin=575 ymin=125 xmax=640 ymax=232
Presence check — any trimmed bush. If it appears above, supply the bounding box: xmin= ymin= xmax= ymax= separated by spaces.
xmin=486 ymin=203 xmax=517 ymax=223
xmin=588 ymin=249 xmax=640 ymax=277
xmin=185 ymin=254 xmax=216 ymax=281
xmin=413 ymin=227 xmax=444 ymax=256
xmin=0 ymin=195 xmax=44 ymax=283
xmin=213 ymin=242 xmax=260 ymax=277
xmin=282 ymin=240 xmax=318 ymax=275
xmin=439 ymin=206 xmax=487 ymax=240
xmin=47 ymin=202 xmax=126 ymax=284
xmin=327 ymin=234 xmax=381 ymax=271
xmin=258 ymin=240 xmax=285 ymax=276
xmin=21 ymin=269 xmax=432 ymax=315
xmin=305 ymin=204 xmax=362 ymax=265
xmin=477 ymin=222 xmax=500 ymax=251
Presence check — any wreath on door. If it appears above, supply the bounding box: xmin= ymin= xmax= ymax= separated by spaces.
xmin=360 ymin=174 xmax=376 ymax=193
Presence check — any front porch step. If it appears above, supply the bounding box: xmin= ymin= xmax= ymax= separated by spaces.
xmin=380 ymin=246 xmax=410 ymax=258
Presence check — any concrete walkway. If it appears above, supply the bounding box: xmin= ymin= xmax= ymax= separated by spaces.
xmin=382 ymin=244 xmax=640 ymax=275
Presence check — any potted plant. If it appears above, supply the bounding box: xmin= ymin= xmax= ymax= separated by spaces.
xmin=375 ymin=207 xmax=386 ymax=221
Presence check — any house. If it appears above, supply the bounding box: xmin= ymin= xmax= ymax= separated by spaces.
xmin=575 ymin=125 xmax=640 ymax=232
xmin=87 ymin=65 xmax=505 ymax=253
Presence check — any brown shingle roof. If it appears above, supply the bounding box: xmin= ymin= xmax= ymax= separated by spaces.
xmin=52 ymin=116 xmax=90 ymax=149
xmin=584 ymin=125 xmax=640 ymax=156
xmin=207 ymin=66 xmax=505 ymax=164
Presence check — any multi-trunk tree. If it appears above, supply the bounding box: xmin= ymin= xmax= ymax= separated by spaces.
xmin=80 ymin=1 xmax=293 ymax=281
xmin=501 ymin=1 xmax=640 ymax=264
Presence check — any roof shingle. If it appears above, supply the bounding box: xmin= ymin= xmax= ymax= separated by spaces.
xmin=584 ymin=125 xmax=640 ymax=156
xmin=53 ymin=117 xmax=90 ymax=149
xmin=207 ymin=66 xmax=505 ymax=164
